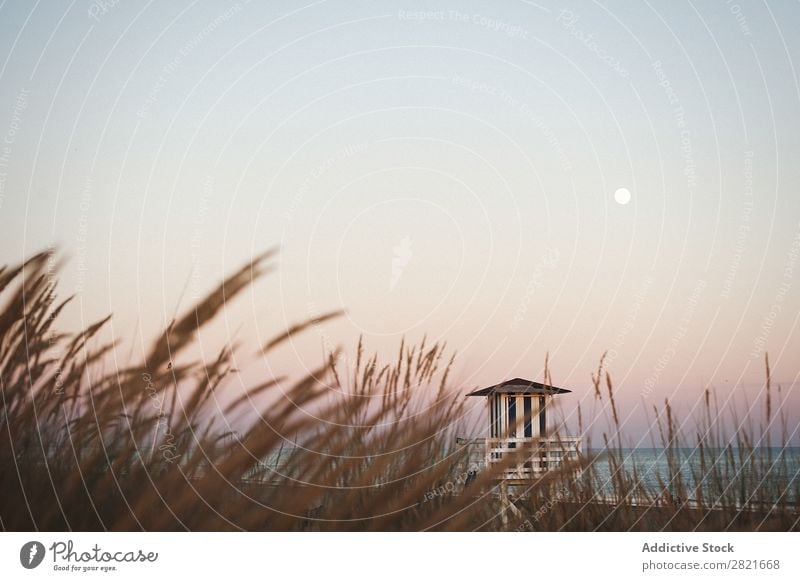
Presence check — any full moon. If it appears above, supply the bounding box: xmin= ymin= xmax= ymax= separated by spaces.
xmin=614 ymin=187 xmax=632 ymax=205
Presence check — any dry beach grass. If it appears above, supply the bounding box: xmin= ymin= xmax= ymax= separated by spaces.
xmin=1 ymin=250 xmax=797 ymax=531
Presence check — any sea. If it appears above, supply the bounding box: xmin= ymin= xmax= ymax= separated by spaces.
xmin=585 ymin=447 xmax=800 ymax=503
xmin=240 ymin=445 xmax=800 ymax=504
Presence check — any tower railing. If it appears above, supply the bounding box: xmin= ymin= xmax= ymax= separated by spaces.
xmin=487 ymin=435 xmax=580 ymax=470
xmin=457 ymin=436 xmax=582 ymax=480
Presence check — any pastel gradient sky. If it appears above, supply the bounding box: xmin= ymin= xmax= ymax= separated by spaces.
xmin=1 ymin=1 xmax=799 ymax=441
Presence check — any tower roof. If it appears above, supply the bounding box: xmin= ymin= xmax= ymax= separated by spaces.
xmin=465 ymin=377 xmax=571 ymax=397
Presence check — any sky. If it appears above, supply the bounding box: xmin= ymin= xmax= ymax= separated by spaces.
xmin=1 ymin=0 xmax=799 ymax=442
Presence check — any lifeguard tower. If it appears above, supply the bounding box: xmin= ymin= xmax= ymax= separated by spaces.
xmin=461 ymin=378 xmax=581 ymax=483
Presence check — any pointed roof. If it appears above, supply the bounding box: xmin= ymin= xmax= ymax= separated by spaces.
xmin=465 ymin=377 xmax=571 ymax=397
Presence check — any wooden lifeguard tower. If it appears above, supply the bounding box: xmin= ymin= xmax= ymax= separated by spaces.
xmin=461 ymin=378 xmax=581 ymax=483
